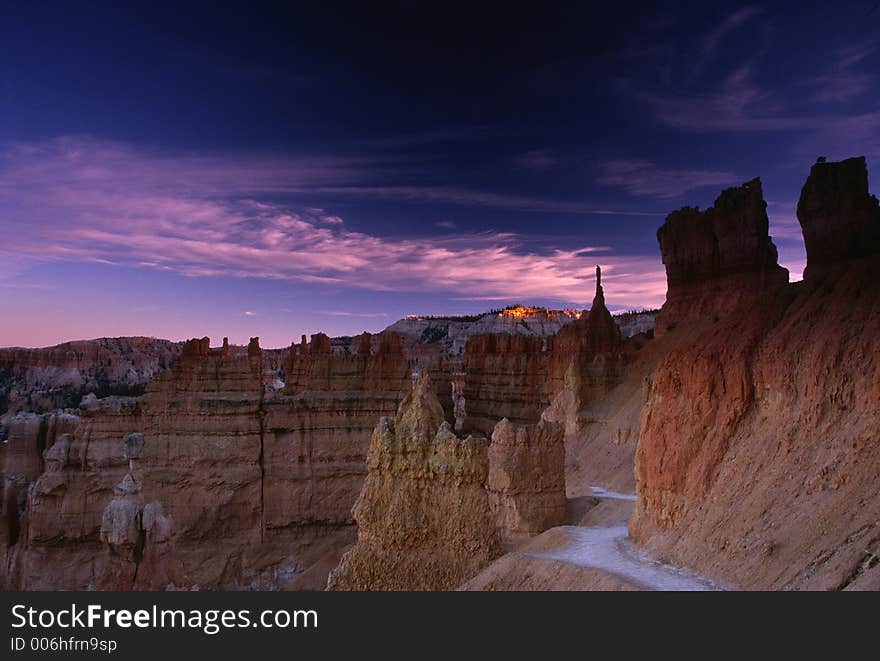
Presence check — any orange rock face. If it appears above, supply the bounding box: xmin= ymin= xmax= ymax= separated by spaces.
xmin=487 ymin=418 xmax=566 ymax=540
xmin=631 ymin=158 xmax=880 ymax=590
xmin=461 ymin=333 xmax=548 ymax=435
xmin=2 ymin=332 xmax=412 ymax=590
xmin=654 ymin=178 xmax=788 ymax=335
xmin=328 ymin=373 xmax=502 ymax=590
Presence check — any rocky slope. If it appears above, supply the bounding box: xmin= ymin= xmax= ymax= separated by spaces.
xmin=385 ymin=307 xmax=578 ymax=358
xmin=631 ymin=157 xmax=880 ymax=590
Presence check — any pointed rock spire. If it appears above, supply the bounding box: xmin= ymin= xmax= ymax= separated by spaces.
xmin=594 ymin=265 xmax=606 ymax=309
xmin=394 ymin=371 xmax=445 ymax=443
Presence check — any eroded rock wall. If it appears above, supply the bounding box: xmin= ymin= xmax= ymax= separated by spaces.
xmin=461 ymin=334 xmax=548 ymax=435
xmin=487 ymin=418 xmax=566 ymax=540
xmin=0 ymin=337 xmax=181 ymax=416
xmin=631 ymin=158 xmax=880 ymax=590
xmin=3 ymin=332 xmax=412 ymax=590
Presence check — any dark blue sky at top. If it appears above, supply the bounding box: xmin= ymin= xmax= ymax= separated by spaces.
xmin=2 ymin=1 xmax=879 ymax=347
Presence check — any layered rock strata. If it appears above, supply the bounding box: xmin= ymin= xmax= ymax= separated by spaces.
xmin=0 ymin=337 xmax=181 ymax=416
xmin=3 ymin=332 xmax=412 ymax=590
xmin=461 ymin=334 xmax=548 ymax=435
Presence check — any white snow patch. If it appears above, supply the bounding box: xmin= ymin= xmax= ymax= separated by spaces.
xmin=588 ymin=486 xmax=637 ymax=501
xmin=527 ymin=525 xmax=724 ymax=591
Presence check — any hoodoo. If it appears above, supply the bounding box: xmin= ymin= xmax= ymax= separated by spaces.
xmin=654 ymin=179 xmax=788 ymax=335
xmin=546 ymin=265 xmax=622 ymax=398
xmin=798 ymin=156 xmax=880 ymax=279
xmin=328 ymin=372 xmax=502 ymax=590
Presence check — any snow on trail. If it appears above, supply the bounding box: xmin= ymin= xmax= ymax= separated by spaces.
xmin=588 ymin=486 xmax=637 ymax=501
xmin=527 ymin=525 xmax=725 ymax=591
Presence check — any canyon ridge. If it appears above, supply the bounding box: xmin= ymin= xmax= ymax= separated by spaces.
xmin=1 ymin=156 xmax=877 ymax=591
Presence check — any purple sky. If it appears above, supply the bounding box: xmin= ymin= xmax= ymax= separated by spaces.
xmin=2 ymin=3 xmax=878 ymax=347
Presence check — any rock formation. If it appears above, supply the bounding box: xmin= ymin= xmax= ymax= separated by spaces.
xmin=654 ymin=178 xmax=788 ymax=334
xmin=546 ymin=266 xmax=623 ymax=399
xmin=487 ymin=418 xmax=566 ymax=540
xmin=263 ymin=331 xmax=411 ymax=551
xmin=385 ymin=305 xmax=653 ymax=364
xmin=328 ymin=373 xmax=502 ymax=590
xmin=3 ymin=332 xmax=412 ymax=590
xmin=0 ymin=337 xmax=181 ymax=416
xmin=97 ymin=471 xmax=180 ymax=590
xmin=631 ymin=157 xmax=880 ymax=590
xmin=461 ymin=333 xmax=548 ymax=435
xmin=797 ymin=156 xmax=880 ymax=279
xmin=0 ymin=411 xmax=79 ymax=557
xmin=541 ymin=266 xmax=626 ymax=452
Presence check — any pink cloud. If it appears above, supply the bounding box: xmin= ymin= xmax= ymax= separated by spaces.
xmin=0 ymin=137 xmax=669 ymax=310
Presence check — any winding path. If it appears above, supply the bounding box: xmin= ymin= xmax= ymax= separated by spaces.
xmin=524 ymin=487 xmax=724 ymax=591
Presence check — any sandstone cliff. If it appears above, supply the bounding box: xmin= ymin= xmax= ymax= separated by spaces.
xmin=461 ymin=333 xmax=548 ymax=435
xmin=654 ymin=179 xmax=788 ymax=335
xmin=328 ymin=373 xmax=502 ymax=590
xmin=2 ymin=332 xmax=412 ymax=590
xmin=631 ymin=157 xmax=880 ymax=590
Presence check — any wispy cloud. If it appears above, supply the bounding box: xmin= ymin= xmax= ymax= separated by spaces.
xmin=242 ymin=310 xmax=257 ymax=317
xmin=694 ymin=6 xmax=763 ymax=77
xmin=617 ymin=11 xmax=880 ymax=142
xmin=597 ymin=160 xmax=742 ymax=198
xmin=1 ymin=282 xmax=56 ymax=290
xmin=0 ymin=137 xmax=668 ymax=309
xmin=435 ymin=220 xmax=457 ymax=230
xmin=802 ymin=43 xmax=876 ymax=104
xmin=307 ymin=185 xmax=663 ymax=216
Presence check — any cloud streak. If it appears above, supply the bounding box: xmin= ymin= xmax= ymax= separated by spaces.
xmin=597 ymin=160 xmax=742 ymax=198
xmin=0 ymin=137 xmax=668 ymax=309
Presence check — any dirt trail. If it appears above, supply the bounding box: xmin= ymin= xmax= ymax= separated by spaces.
xmin=526 ymin=524 xmax=724 ymax=591
xmin=464 ymin=487 xmax=725 ymax=591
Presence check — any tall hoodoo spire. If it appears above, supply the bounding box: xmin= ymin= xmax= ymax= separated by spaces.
xmin=593 ymin=265 xmax=605 ymax=308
